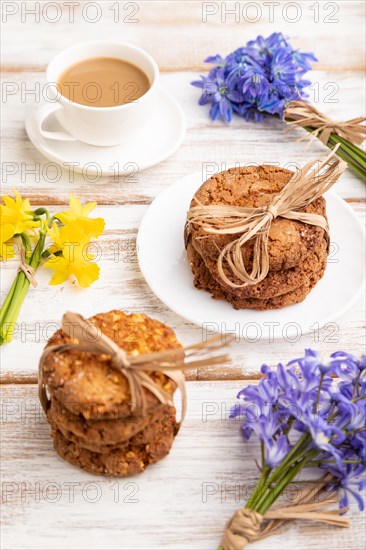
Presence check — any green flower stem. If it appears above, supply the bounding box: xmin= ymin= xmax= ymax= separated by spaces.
xmin=4 ymin=277 xmax=31 ymax=341
xmin=0 ymin=277 xmax=18 ymax=326
xmin=330 ymin=135 xmax=366 ymax=167
xmin=285 ymin=111 xmax=365 ymax=180
xmin=307 ymin=459 xmax=362 ymax=467
xmin=314 ymin=372 xmax=324 ymax=413
xmin=20 ymin=233 xmax=32 ymax=258
xmin=352 ymin=426 xmax=366 ymax=434
xmin=266 ymin=434 xmax=311 ymax=483
xmin=301 ymin=124 xmax=366 ymax=181
xmin=33 ymin=207 xmax=50 ymax=222
xmin=245 ymin=465 xmax=271 ymax=510
xmin=327 ymin=137 xmax=365 ymax=179
xmin=0 ymin=232 xmax=46 ymax=344
xmin=256 ymin=450 xmax=319 ymax=515
xmin=256 ymin=463 xmax=303 ymax=515
xmin=352 ymin=394 xmax=366 ymax=403
xmin=250 ymin=434 xmax=311 ymax=511
xmin=329 ymin=135 xmax=364 ymax=162
xmin=261 ymin=441 xmax=265 ymax=468
xmin=327 ymin=141 xmax=365 ymax=180
xmin=352 ymin=371 xmax=362 ymax=399
xmin=0 ymin=268 xmax=27 ymax=343
xmin=0 ymin=233 xmax=32 ymax=328
xmin=283 ymin=417 xmax=294 ymax=437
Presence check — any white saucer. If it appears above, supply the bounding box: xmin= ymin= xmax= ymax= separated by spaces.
xmin=25 ymin=89 xmax=185 ymax=175
xmin=137 ymin=171 xmax=365 ymax=340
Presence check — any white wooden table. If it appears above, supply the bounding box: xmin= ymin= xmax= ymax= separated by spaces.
xmin=1 ymin=2 xmax=365 ymax=549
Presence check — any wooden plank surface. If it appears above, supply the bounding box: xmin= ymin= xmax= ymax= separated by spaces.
xmin=1 ymin=201 xmax=365 ymax=381
xmin=1 ymin=382 xmax=365 ymax=550
xmin=1 ymin=2 xmax=365 ymax=549
xmin=1 ymin=66 xmax=365 ymax=381
xmin=1 ymin=70 xmax=366 ymax=202
xmin=1 ymin=2 xmax=365 ymax=71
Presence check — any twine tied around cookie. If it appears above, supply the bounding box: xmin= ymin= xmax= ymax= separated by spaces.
xmin=17 ymin=247 xmax=38 ymax=288
xmin=220 ymin=476 xmax=349 ymax=550
xmin=39 ymin=311 xmax=232 ymax=426
xmin=186 ymin=147 xmax=347 ymax=288
xmin=284 ymin=100 xmax=366 ymax=146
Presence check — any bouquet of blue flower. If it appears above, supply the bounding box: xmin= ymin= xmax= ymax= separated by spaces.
xmin=219 ymin=350 xmax=365 ymax=549
xmin=192 ymin=33 xmax=365 ymax=181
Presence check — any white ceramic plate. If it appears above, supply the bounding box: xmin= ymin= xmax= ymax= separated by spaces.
xmin=137 ymin=171 xmax=365 ymax=340
xmin=25 ymin=88 xmax=185 ymax=175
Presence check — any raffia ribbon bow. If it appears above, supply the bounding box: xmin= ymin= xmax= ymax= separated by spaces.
xmin=39 ymin=311 xmax=231 ymax=426
xmin=285 ymin=100 xmax=366 ymax=146
xmin=18 ymin=246 xmax=38 ymax=287
xmin=186 ymin=147 xmax=347 ymax=288
xmin=220 ymin=476 xmax=349 ymax=550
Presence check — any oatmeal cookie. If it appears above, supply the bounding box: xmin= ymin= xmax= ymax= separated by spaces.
xmin=47 ymin=397 xmax=173 ymax=452
xmin=41 ymin=310 xmax=182 ymax=420
xmin=186 ymin=165 xmax=327 ymax=273
xmin=187 ymin=240 xmax=327 ymax=310
xmin=52 ymin=407 xmax=177 ymax=476
xmin=189 ymin=235 xmax=328 ymax=300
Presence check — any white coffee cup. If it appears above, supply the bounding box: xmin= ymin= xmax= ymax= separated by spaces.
xmin=37 ymin=41 xmax=159 ymax=147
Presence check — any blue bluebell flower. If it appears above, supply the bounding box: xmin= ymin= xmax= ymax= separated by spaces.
xmin=292 ymin=50 xmax=318 ymax=74
xmin=234 ymin=99 xmax=264 ymax=122
xmin=191 ymin=69 xmax=244 ymax=123
xmin=327 ymin=464 xmax=366 ymax=511
xmin=339 ymin=474 xmax=366 ymax=511
xmin=306 ymin=416 xmax=345 ymax=467
xmin=225 ymin=47 xmax=257 ymax=72
xmin=247 ymin=32 xmax=288 ymax=58
xmin=231 ymin=350 xmax=366 ymax=511
xmin=264 ymin=434 xmax=291 ymax=468
xmin=270 ymin=49 xmax=298 ymax=84
xmin=192 ymin=32 xmax=317 ymax=121
xmin=204 ymin=54 xmax=225 ymax=65
xmin=241 ymin=69 xmax=270 ymax=98
xmin=204 ymin=54 xmax=226 ymax=79
xmin=329 ymin=351 xmax=363 ymax=380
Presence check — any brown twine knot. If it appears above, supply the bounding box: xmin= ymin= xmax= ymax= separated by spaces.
xmin=284 ymin=100 xmax=366 ymax=146
xmin=221 ymin=508 xmax=263 ymax=549
xmin=220 ymin=476 xmax=349 ymax=550
xmin=186 ymin=147 xmax=347 ymax=288
xmin=18 ymin=246 xmax=38 ymax=287
xmin=39 ymin=311 xmax=232 ymax=425
xmin=265 ymin=204 xmax=279 ymax=220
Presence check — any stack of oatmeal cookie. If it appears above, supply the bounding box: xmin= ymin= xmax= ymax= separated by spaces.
xmin=185 ymin=166 xmax=328 ymax=310
xmin=40 ymin=310 xmax=181 ymax=476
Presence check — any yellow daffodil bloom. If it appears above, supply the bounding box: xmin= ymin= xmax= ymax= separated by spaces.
xmin=1 ymin=189 xmax=39 ymax=235
xmin=0 ymin=224 xmax=15 ymax=259
xmin=56 ymin=194 xmax=105 ymax=239
xmin=44 ymin=235 xmax=100 ymax=288
xmin=46 ymin=221 xmax=64 ymax=255
xmin=59 ymin=222 xmax=87 ymax=245
xmin=1 ymin=193 xmax=104 ymax=347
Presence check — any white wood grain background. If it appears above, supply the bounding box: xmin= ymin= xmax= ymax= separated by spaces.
xmin=1 ymin=2 xmax=365 ymax=549
xmin=2 ymin=382 xmax=366 ymax=550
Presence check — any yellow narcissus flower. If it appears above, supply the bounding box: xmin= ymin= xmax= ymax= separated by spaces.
xmin=56 ymin=194 xmax=105 ymax=239
xmin=1 ymin=194 xmax=104 ymax=347
xmin=1 ymin=189 xmax=39 ymax=234
xmin=0 ymin=224 xmax=15 ymax=259
xmin=46 ymin=221 xmax=64 ymax=255
xmin=43 ymin=235 xmax=100 ymax=288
